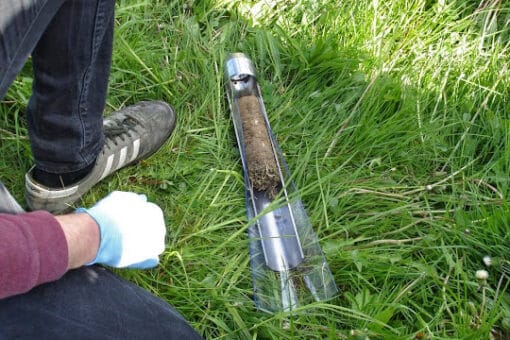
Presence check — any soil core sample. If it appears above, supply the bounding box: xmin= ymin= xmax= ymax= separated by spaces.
xmin=238 ymin=95 xmax=281 ymax=196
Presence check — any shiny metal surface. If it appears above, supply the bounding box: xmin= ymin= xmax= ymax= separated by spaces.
xmin=225 ymin=53 xmax=256 ymax=81
xmin=224 ymin=53 xmax=338 ymax=313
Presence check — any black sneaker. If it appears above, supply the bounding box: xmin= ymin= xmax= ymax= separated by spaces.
xmin=25 ymin=101 xmax=176 ymax=213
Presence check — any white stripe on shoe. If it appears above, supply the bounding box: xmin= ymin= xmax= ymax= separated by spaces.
xmin=99 ymin=138 xmax=141 ymax=181
xmin=99 ymin=154 xmax=115 ymax=181
xmin=116 ymin=146 xmax=128 ymax=171
xmin=129 ymin=139 xmax=140 ymax=163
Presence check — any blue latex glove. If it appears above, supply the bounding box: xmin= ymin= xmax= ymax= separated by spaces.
xmin=77 ymin=191 xmax=166 ymax=269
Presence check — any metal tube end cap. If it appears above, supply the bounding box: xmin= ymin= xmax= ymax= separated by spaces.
xmin=225 ymin=53 xmax=256 ymax=81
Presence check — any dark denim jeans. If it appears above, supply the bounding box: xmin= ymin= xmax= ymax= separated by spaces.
xmin=0 ymin=0 xmax=110 ymax=173
xmin=0 ymin=266 xmax=202 ymax=339
xmin=0 ymin=3 xmax=202 ymax=338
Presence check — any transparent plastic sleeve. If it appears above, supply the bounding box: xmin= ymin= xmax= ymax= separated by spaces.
xmin=225 ymin=53 xmax=338 ymax=313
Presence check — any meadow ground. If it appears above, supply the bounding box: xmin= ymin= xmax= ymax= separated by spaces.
xmin=1 ymin=0 xmax=509 ymax=338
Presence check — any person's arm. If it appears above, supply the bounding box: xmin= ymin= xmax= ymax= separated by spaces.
xmin=1 ymin=191 xmax=166 ymax=300
xmin=0 ymin=210 xmax=69 ymax=299
xmin=55 ymin=213 xmax=100 ymax=270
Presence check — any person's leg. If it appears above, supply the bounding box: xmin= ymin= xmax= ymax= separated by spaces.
xmin=25 ymin=100 xmax=177 ymax=213
xmin=0 ymin=0 xmax=66 ymax=99
xmin=26 ymin=0 xmax=115 ymax=182
xmin=17 ymin=0 xmax=176 ymax=213
xmin=0 ymin=266 xmax=202 ymax=339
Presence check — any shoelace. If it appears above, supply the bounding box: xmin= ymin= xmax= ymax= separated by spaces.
xmin=104 ymin=116 xmax=139 ymax=147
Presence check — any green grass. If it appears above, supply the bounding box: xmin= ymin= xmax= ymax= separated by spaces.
xmin=1 ymin=0 xmax=510 ymax=338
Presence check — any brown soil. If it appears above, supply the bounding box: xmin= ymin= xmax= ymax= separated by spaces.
xmin=238 ymin=95 xmax=281 ymax=196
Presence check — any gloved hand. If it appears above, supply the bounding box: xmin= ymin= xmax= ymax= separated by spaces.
xmin=76 ymin=191 xmax=166 ymax=269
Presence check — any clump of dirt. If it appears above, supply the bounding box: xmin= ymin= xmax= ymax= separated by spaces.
xmin=238 ymin=95 xmax=281 ymax=196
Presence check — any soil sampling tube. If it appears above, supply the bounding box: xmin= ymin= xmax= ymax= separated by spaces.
xmin=224 ymin=53 xmax=338 ymax=313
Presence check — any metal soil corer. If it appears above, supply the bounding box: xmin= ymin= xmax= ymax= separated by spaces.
xmin=224 ymin=53 xmax=338 ymax=313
